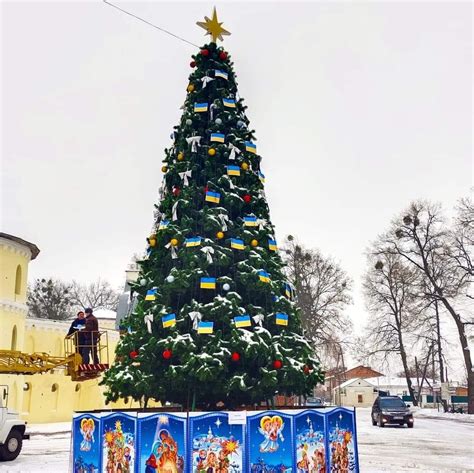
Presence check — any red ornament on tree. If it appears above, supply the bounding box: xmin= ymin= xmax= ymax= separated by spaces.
xmin=200 ymin=49 xmax=209 ymax=57
xmin=219 ymin=51 xmax=228 ymax=60
xmin=162 ymin=349 xmax=172 ymax=360
xmin=129 ymin=350 xmax=138 ymax=359
xmin=172 ymin=186 xmax=181 ymax=197
xmin=231 ymin=352 xmax=240 ymax=362
xmin=273 ymin=360 xmax=283 ymax=370
xmin=190 ymin=60 xmax=196 ymax=68
xmin=303 ymin=365 xmax=311 ymax=374
xmin=243 ymin=194 xmax=251 ymax=203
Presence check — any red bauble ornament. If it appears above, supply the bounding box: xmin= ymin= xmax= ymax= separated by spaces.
xmin=172 ymin=187 xmax=181 ymax=197
xmin=190 ymin=60 xmax=196 ymax=68
xmin=231 ymin=352 xmax=240 ymax=362
xmin=243 ymin=194 xmax=251 ymax=203
xmin=162 ymin=349 xmax=172 ymax=360
xmin=273 ymin=360 xmax=283 ymax=370
xmin=130 ymin=350 xmax=138 ymax=359
xmin=303 ymin=365 xmax=311 ymax=374
xmin=219 ymin=51 xmax=228 ymax=60
xmin=200 ymin=49 xmax=209 ymax=57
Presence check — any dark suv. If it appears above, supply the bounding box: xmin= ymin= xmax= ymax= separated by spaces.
xmin=371 ymin=396 xmax=414 ymax=428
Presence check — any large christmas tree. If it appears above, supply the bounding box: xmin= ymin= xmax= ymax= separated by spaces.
xmin=103 ymin=9 xmax=323 ymax=409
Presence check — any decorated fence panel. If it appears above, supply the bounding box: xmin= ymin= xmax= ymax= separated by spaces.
xmin=71 ymin=407 xmax=359 ymax=473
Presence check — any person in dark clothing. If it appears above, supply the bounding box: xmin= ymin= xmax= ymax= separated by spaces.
xmin=83 ymin=308 xmax=100 ymax=364
xmin=66 ymin=311 xmax=86 ymax=356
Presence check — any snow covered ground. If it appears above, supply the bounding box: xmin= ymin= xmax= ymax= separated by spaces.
xmin=0 ymin=410 xmax=472 ymax=472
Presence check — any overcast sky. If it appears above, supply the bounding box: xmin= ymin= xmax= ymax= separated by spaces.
xmin=2 ymin=1 xmax=472 ymax=349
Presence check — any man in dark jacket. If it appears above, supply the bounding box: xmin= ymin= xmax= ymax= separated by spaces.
xmin=83 ymin=308 xmax=99 ymax=364
xmin=66 ymin=311 xmax=86 ymax=355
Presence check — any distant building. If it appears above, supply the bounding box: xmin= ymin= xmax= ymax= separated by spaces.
xmin=332 ymin=378 xmax=378 ymax=407
xmin=0 ymin=232 xmax=150 ymax=423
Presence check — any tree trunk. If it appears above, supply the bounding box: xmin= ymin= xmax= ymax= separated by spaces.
xmin=399 ymin=336 xmax=418 ymax=406
xmin=438 ymin=296 xmax=474 ymax=414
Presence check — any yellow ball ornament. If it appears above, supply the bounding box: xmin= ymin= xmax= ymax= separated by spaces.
xmin=177 ymin=152 xmax=184 ymax=161
xmin=161 ymin=165 xmax=168 ymax=173
xmin=251 ymin=239 xmax=259 ymax=247
xmin=216 ymin=231 xmax=224 ymax=239
xmin=208 ymin=148 xmax=216 ymax=156
xmin=187 ymin=83 xmax=195 ymax=92
xmin=241 ymin=162 xmax=249 ymax=171
xmin=148 ymin=236 xmax=157 ymax=247
xmin=170 ymin=238 xmax=179 ymax=247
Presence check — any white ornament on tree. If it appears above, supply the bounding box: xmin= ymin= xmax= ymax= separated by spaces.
xmin=223 ymin=283 xmax=231 ymax=291
xmin=166 ymin=275 xmax=175 ymax=283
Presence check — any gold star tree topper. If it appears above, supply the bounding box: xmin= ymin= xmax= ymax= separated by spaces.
xmin=196 ymin=7 xmax=231 ymax=43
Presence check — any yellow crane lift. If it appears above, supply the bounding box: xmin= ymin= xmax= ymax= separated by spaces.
xmin=0 ymin=331 xmax=109 ymax=381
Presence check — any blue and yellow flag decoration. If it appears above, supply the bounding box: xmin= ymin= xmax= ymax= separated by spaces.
xmin=145 ymin=288 xmax=157 ymax=301
xmin=244 ymin=216 xmax=258 ymax=227
xmin=162 ymin=313 xmax=176 ymax=328
xmin=245 ymin=141 xmax=257 ymax=154
xmin=227 ymin=165 xmax=240 ymax=177
xmin=205 ymin=191 xmax=221 ymax=204
xmin=258 ymin=171 xmax=266 ymax=183
xmin=276 ymin=312 xmax=289 ymax=326
xmin=223 ymin=98 xmax=236 ymax=108
xmin=200 ymin=277 xmax=216 ymax=289
xmin=284 ymin=282 xmax=294 ymax=300
xmin=234 ymin=315 xmax=252 ymax=328
xmin=231 ymin=238 xmax=245 ymax=250
xmin=159 ymin=220 xmax=170 ymax=230
xmin=185 ymin=237 xmax=202 ymax=247
xmin=215 ymin=70 xmax=228 ymax=80
xmin=268 ymin=239 xmax=278 ymax=251
xmin=197 ymin=321 xmax=214 ymax=334
xmin=210 ymin=133 xmax=225 ymax=143
xmin=194 ymin=102 xmax=209 ymax=112
xmin=258 ymin=270 xmax=271 ymax=283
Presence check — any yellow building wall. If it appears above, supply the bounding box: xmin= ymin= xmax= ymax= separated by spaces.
xmin=0 ymin=235 xmax=155 ymax=423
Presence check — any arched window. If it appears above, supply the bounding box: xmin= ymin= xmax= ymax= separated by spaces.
xmin=15 ymin=265 xmax=22 ymax=296
xmin=11 ymin=325 xmax=17 ymax=350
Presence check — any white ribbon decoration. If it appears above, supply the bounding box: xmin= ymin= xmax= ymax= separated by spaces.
xmin=226 ymin=176 xmax=234 ymax=189
xmin=200 ymin=246 xmax=214 ymax=264
xmin=172 ymin=201 xmax=179 ymax=221
xmin=186 ymin=136 xmax=202 ymax=153
xmin=210 ymin=103 xmax=218 ymax=120
xmin=159 ymin=181 xmax=167 ymax=199
xmin=165 ymin=242 xmax=178 ymax=259
xmin=144 ymin=314 xmax=154 ymax=334
xmin=179 ymin=170 xmax=192 ymax=187
xmin=228 ymin=143 xmax=241 ymax=161
xmin=218 ymin=214 xmax=229 ymax=231
xmin=189 ymin=311 xmax=202 ymax=330
xmin=253 ymin=314 xmax=264 ymax=327
xmin=201 ymin=76 xmax=215 ymax=88
xmin=257 ymin=218 xmax=266 ymax=230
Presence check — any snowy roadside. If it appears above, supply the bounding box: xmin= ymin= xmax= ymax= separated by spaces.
xmin=411 ymin=407 xmax=474 ymax=423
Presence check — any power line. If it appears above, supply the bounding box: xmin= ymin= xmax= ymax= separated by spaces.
xmin=103 ymin=0 xmax=199 ymax=48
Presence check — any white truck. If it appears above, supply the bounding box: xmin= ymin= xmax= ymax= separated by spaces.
xmin=0 ymin=385 xmax=29 ymax=461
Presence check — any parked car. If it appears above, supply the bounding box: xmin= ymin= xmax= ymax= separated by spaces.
xmin=371 ymin=395 xmax=414 ymax=428
xmin=306 ymin=397 xmax=324 ymax=407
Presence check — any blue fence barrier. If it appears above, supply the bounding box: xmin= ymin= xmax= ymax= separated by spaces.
xmin=71 ymin=407 xmax=360 ymax=472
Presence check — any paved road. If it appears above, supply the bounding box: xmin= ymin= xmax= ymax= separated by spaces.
xmin=356 ymin=407 xmax=474 ymax=472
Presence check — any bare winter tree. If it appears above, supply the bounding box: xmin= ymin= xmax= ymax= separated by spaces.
xmin=388 ymin=200 xmax=473 ymax=414
xmin=282 ymin=236 xmax=352 ymax=357
xmin=69 ymin=279 xmax=120 ymax=312
xmin=363 ymin=249 xmax=422 ymax=405
xmin=27 ymin=278 xmax=75 ymax=321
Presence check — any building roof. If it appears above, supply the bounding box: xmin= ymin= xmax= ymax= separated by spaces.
xmin=326 ymin=365 xmax=384 ymax=380
xmin=335 ymin=377 xmax=376 ymax=390
xmin=0 ymin=232 xmax=40 ymax=260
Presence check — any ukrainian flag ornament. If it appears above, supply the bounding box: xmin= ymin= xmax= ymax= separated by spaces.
xmin=258 ymin=270 xmax=271 ymax=283
xmin=234 ymin=315 xmax=252 ymax=328
xmin=197 ymin=321 xmax=214 ymax=334
xmin=276 ymin=312 xmax=289 ymax=326
xmin=162 ymin=313 xmax=176 ymax=328
xmin=205 ymin=191 xmax=221 ymax=204
xmin=231 ymin=238 xmax=245 ymax=250
xmin=200 ymin=277 xmax=216 ymax=289
xmin=145 ymin=288 xmax=157 ymax=301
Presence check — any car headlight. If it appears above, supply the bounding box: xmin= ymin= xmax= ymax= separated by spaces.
xmin=381 ymin=410 xmax=390 ymax=415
